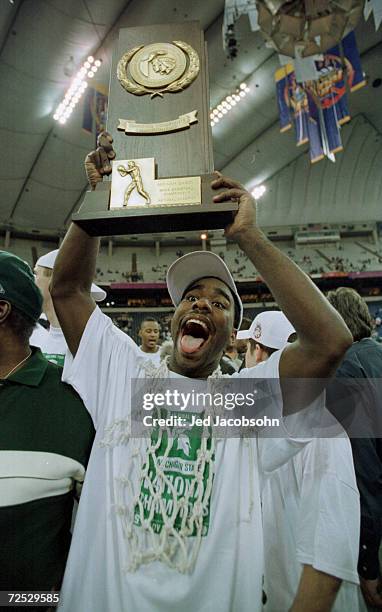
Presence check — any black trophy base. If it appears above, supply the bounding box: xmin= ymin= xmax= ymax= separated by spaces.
xmin=72 ymin=174 xmax=238 ymax=237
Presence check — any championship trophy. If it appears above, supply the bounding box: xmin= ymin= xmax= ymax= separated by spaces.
xmin=73 ymin=22 xmax=238 ymax=235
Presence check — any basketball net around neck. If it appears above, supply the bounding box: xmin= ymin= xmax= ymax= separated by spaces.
xmin=111 ymin=356 xmax=227 ymax=574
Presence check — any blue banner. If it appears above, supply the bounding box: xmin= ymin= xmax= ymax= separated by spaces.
xmin=274 ymin=30 xmax=364 ymax=163
xmin=82 ymin=86 xmax=108 ymax=142
xmin=275 ymin=65 xmax=293 ymax=133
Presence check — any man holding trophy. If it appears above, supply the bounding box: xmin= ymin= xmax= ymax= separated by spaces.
xmin=51 ymin=137 xmax=353 ymax=612
xmin=51 ymin=22 xmax=356 ymax=612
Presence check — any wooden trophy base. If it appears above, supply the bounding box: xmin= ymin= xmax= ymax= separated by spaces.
xmin=72 ymin=174 xmax=238 ymax=236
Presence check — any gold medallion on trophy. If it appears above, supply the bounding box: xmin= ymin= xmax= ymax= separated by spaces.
xmin=117 ymin=40 xmax=200 ymax=98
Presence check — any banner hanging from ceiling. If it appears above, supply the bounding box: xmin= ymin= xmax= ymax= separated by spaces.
xmin=82 ymin=84 xmax=108 ymax=144
xmin=275 ymin=31 xmax=365 ymax=163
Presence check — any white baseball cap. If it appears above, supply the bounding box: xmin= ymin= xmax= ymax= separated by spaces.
xmin=36 ymin=249 xmax=106 ymax=302
xmin=166 ymin=251 xmax=243 ymax=328
xmin=236 ymin=311 xmax=295 ymax=349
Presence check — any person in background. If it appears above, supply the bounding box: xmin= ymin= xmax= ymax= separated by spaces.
xmin=0 ymin=251 xmax=94 ymax=600
xmin=242 ymin=310 xmax=362 ymax=612
xmin=222 ymin=316 xmax=252 ymax=372
xmin=222 ymin=331 xmax=242 ymax=371
xmin=237 ymin=310 xmax=295 ymax=368
xmin=137 ymin=317 xmax=161 ymax=366
xmin=327 ymin=287 xmax=382 ymax=610
xmin=31 ymin=249 xmax=106 ymax=365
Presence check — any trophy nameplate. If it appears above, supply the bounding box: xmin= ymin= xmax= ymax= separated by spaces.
xmin=110 ymin=158 xmax=201 ymax=209
xmin=117 ymin=111 xmax=198 ymax=135
xmin=73 ymin=22 xmax=238 ymax=236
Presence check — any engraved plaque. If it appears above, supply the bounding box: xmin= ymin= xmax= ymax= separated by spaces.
xmin=110 ymin=158 xmax=201 ymax=209
xmin=117 ymin=111 xmax=198 ymax=135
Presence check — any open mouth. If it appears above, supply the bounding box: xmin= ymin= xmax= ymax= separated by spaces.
xmin=179 ymin=318 xmax=211 ymax=355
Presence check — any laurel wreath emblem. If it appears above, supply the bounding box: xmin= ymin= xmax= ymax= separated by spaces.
xmin=117 ymin=40 xmax=200 ymax=98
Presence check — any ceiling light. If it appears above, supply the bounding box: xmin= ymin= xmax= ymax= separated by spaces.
xmin=53 ymin=56 xmax=102 ymax=124
xmin=209 ymin=78 xmax=250 ymax=126
xmin=251 ymin=184 xmax=266 ymax=199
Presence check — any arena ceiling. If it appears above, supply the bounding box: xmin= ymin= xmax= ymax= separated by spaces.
xmin=1 ymin=0 xmax=382 ymax=240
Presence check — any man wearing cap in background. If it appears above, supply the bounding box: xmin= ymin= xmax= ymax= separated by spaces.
xmin=50 ymin=135 xmax=352 ymax=612
xmin=31 ymin=249 xmax=106 ymax=365
xmin=240 ymin=310 xmax=362 ymax=611
xmin=238 ymin=310 xmax=296 ymax=368
xmin=0 ymin=251 xmax=94 ymax=600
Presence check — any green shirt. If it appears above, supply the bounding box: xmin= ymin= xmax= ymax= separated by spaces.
xmin=0 ymin=348 xmax=95 ymax=592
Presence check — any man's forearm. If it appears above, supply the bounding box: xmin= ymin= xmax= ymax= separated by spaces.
xmin=237 ymin=227 xmax=350 ymax=355
xmin=50 ymin=223 xmax=100 ymax=356
xmin=51 ymin=223 xmax=100 ymax=296
xmin=290 ymin=565 xmax=341 ymax=612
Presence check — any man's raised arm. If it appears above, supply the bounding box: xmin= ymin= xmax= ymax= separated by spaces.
xmin=50 ymin=132 xmax=116 ymax=356
xmin=212 ymin=174 xmax=352 ymax=382
xmin=50 ymin=224 xmax=99 ymax=356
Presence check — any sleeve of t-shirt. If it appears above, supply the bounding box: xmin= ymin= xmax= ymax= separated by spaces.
xmin=295 ymin=438 xmax=360 ymax=584
xmin=237 ymin=350 xmax=317 ymax=473
xmin=62 ymin=306 xmax=140 ymax=428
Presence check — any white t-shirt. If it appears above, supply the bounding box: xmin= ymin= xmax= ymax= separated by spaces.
xmin=29 ymin=323 xmax=50 ymax=348
xmin=31 ymin=325 xmax=67 ymax=366
xmin=138 ymin=346 xmax=161 ymax=366
xmin=262 ymin=437 xmax=365 ymax=612
xmin=59 ymin=307 xmax=313 ymax=612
